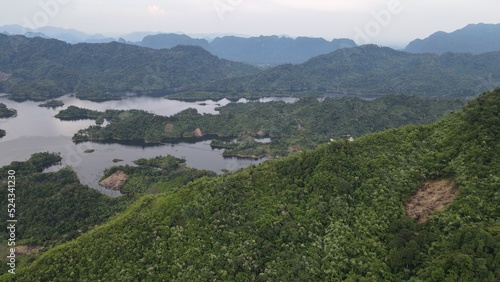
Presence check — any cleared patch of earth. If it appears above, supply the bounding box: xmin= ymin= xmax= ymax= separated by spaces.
xmin=405 ymin=179 xmax=459 ymax=223
xmin=16 ymin=245 xmax=43 ymax=256
xmin=0 ymin=72 xmax=11 ymax=82
xmin=194 ymin=128 xmax=203 ymax=137
xmin=99 ymin=170 xmax=129 ymax=191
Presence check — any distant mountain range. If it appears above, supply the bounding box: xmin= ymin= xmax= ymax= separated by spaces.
xmin=4 ymin=23 xmax=500 ymax=65
xmin=139 ymin=34 xmax=357 ymax=66
xmin=405 ymin=23 xmax=500 ymax=54
xmin=0 ymin=24 xmax=116 ymax=44
xmin=0 ymin=34 xmax=259 ymax=101
xmin=0 ymin=25 xmax=356 ymax=66
xmin=187 ymin=45 xmax=500 ymax=99
xmin=1 ymin=33 xmax=500 ymax=101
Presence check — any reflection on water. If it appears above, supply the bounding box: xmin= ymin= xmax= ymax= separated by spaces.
xmin=0 ymin=95 xmax=267 ymax=195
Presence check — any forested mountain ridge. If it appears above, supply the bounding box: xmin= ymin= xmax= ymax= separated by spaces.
xmin=140 ymin=34 xmax=357 ymax=66
xmin=0 ymin=25 xmax=357 ymax=65
xmin=187 ymin=44 xmax=500 ymax=99
xmin=0 ymin=34 xmax=259 ymax=101
xmin=405 ymin=23 xmax=500 ymax=54
xmin=2 ymin=34 xmax=500 ymax=102
xmin=5 ymin=89 xmax=499 ymax=281
xmin=0 ymin=34 xmax=500 ymax=101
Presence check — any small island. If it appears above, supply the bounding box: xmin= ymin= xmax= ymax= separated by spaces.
xmin=68 ymin=96 xmax=466 ymax=159
xmin=0 ymin=103 xmax=17 ymax=118
xmin=100 ymin=155 xmax=216 ymax=194
xmin=55 ymin=106 xmax=120 ymax=121
xmin=38 ymin=100 xmax=64 ymax=108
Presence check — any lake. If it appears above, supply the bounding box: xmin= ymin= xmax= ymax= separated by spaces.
xmin=0 ymin=94 xmax=273 ymax=196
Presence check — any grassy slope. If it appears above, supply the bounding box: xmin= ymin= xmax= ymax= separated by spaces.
xmin=3 ymin=89 xmax=499 ymax=281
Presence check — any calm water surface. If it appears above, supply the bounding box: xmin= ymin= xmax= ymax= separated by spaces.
xmin=0 ymin=95 xmax=268 ymax=195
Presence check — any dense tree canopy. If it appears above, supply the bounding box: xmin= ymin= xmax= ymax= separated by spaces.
xmin=179 ymin=45 xmax=500 ymax=100
xmin=1 ymin=34 xmax=500 ymax=102
xmin=38 ymin=100 xmax=64 ymax=108
xmin=0 ymin=34 xmax=259 ymax=101
xmin=0 ymin=153 xmax=133 ymax=273
xmin=3 ymin=89 xmax=498 ymax=281
xmin=102 ymin=155 xmax=216 ymax=194
xmin=61 ymin=95 xmax=465 ymax=158
xmin=0 ymin=103 xmax=16 ymax=118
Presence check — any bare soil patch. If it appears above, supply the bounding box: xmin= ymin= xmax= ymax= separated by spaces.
xmin=194 ymin=128 xmax=203 ymax=137
xmin=405 ymin=180 xmax=459 ymax=223
xmin=99 ymin=170 xmax=129 ymax=191
xmin=16 ymin=245 xmax=43 ymax=256
xmin=0 ymin=72 xmax=11 ymax=82
xmin=164 ymin=123 xmax=174 ymax=132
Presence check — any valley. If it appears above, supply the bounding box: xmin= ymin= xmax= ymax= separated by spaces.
xmin=1 ymin=34 xmax=500 ymax=103
xmin=1 ymin=88 xmax=498 ymax=281
xmin=0 ymin=22 xmax=499 ymax=280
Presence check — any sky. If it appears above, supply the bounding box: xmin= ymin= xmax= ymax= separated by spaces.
xmin=1 ymin=0 xmax=499 ymax=47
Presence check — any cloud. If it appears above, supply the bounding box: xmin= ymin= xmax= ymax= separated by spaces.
xmin=148 ymin=5 xmax=166 ymax=16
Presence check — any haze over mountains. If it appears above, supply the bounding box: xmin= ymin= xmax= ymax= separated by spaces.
xmin=0 ymin=34 xmax=259 ymax=101
xmin=0 ymin=24 xmax=115 ymax=44
xmin=1 ymin=33 xmax=499 ymax=102
xmin=1 ymin=17 xmax=500 ymax=281
xmin=195 ymin=45 xmax=500 ymax=99
xmin=2 ymin=23 xmax=500 ymax=67
xmin=0 ymin=24 xmax=357 ymax=66
xmin=405 ymin=23 xmax=500 ymax=54
xmin=139 ymin=34 xmax=357 ymax=66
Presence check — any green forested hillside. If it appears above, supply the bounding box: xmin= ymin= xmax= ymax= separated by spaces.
xmin=64 ymin=95 xmax=465 ymax=157
xmin=4 ymin=89 xmax=498 ymax=281
xmin=0 ymin=153 xmax=133 ymax=273
xmin=0 ymin=153 xmax=133 ymax=247
xmin=0 ymin=153 xmax=217 ymax=275
xmin=184 ymin=45 xmax=500 ymax=99
xmin=2 ymin=34 xmax=500 ymax=102
xmin=0 ymin=34 xmax=259 ymax=101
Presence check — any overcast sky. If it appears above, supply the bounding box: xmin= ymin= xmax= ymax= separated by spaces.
xmin=1 ymin=0 xmax=498 ymax=46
